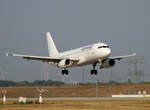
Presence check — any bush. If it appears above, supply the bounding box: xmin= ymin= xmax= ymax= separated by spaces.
xmin=20 ymin=102 xmax=25 ymax=104
xmin=13 ymin=101 xmax=34 ymax=104
xmin=35 ymin=101 xmax=39 ymax=104
xmin=26 ymin=101 xmax=33 ymax=104
xmin=13 ymin=101 xmax=18 ymax=104
xmin=35 ymin=101 xmax=42 ymax=104
xmin=0 ymin=103 xmax=4 ymax=105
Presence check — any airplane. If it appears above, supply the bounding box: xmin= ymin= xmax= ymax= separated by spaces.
xmin=6 ymin=32 xmax=136 ymax=75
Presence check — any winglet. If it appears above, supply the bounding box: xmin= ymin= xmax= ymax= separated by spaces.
xmin=133 ymin=53 xmax=136 ymax=56
xmin=6 ymin=53 xmax=13 ymax=56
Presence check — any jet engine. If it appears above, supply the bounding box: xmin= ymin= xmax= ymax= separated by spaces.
xmin=58 ymin=59 xmax=73 ymax=68
xmin=100 ymin=59 xmax=115 ymax=69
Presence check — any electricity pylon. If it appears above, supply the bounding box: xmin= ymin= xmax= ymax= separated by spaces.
xmin=126 ymin=57 xmax=144 ymax=83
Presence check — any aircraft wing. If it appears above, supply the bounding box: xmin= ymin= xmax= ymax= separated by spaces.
xmin=109 ymin=53 xmax=136 ymax=61
xmin=6 ymin=53 xmax=79 ymax=63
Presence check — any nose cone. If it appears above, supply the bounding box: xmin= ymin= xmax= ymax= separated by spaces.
xmin=107 ymin=48 xmax=111 ymax=56
xmin=102 ymin=48 xmax=111 ymax=57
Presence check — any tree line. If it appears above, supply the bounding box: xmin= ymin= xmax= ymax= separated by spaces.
xmin=0 ymin=80 xmax=65 ymax=87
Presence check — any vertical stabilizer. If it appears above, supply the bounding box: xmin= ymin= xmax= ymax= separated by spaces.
xmin=46 ymin=32 xmax=59 ymax=56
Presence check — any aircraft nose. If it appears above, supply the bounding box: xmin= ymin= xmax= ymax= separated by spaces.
xmin=107 ymin=48 xmax=111 ymax=56
xmin=104 ymin=48 xmax=111 ymax=57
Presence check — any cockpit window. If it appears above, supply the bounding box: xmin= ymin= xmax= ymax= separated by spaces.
xmin=98 ymin=46 xmax=109 ymax=49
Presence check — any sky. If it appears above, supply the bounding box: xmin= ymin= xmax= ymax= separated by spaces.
xmin=0 ymin=0 xmax=149 ymax=83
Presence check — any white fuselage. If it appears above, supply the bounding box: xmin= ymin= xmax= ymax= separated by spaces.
xmin=49 ymin=42 xmax=111 ymax=68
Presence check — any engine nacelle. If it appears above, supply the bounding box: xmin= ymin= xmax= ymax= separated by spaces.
xmin=100 ymin=59 xmax=115 ymax=69
xmin=58 ymin=59 xmax=72 ymax=68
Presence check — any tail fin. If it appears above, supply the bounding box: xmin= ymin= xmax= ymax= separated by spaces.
xmin=46 ymin=32 xmax=59 ymax=56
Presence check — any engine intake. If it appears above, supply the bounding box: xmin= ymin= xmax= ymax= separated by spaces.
xmin=100 ymin=59 xmax=115 ymax=69
xmin=65 ymin=59 xmax=70 ymax=65
xmin=58 ymin=59 xmax=72 ymax=68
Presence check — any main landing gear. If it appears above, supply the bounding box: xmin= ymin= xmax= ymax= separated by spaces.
xmin=61 ymin=63 xmax=98 ymax=75
xmin=61 ymin=69 xmax=69 ymax=75
xmin=91 ymin=63 xmax=97 ymax=75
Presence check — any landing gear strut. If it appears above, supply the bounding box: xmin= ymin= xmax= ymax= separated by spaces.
xmin=61 ymin=69 xmax=69 ymax=75
xmin=91 ymin=63 xmax=97 ymax=75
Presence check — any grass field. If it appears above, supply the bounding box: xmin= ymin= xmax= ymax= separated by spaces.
xmin=2 ymin=84 xmax=150 ymax=98
xmin=1 ymin=84 xmax=150 ymax=110
xmin=0 ymin=99 xmax=150 ymax=110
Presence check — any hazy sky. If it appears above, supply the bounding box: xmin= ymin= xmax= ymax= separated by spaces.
xmin=0 ymin=0 xmax=149 ymax=83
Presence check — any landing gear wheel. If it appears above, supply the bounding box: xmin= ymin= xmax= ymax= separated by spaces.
xmin=91 ymin=63 xmax=97 ymax=75
xmin=61 ymin=69 xmax=69 ymax=75
xmin=91 ymin=69 xmax=97 ymax=75
xmin=62 ymin=70 xmax=65 ymax=75
xmin=65 ymin=70 xmax=68 ymax=75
